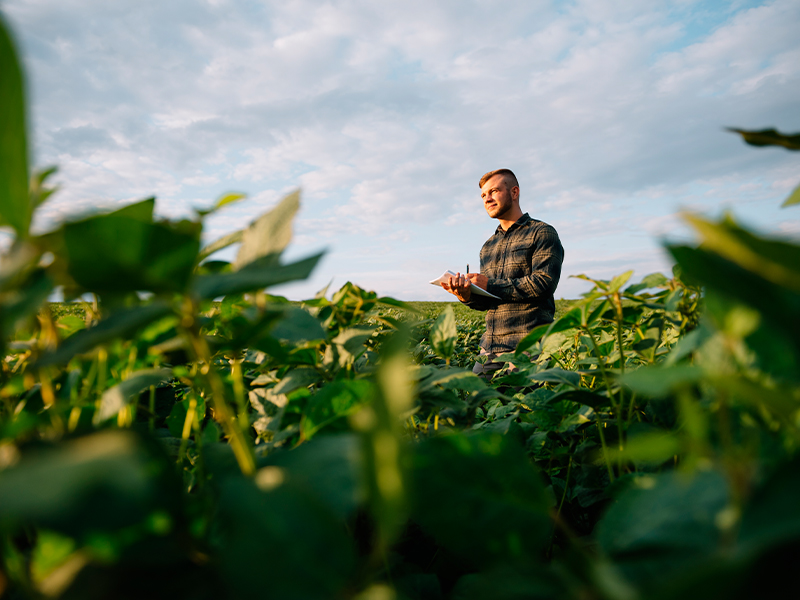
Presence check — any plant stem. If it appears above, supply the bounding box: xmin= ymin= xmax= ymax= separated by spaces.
xmin=596 ymin=419 xmax=615 ymax=482
xmin=181 ymin=299 xmax=255 ymax=476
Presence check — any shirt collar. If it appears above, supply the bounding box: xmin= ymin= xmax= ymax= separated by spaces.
xmin=494 ymin=213 xmax=531 ymax=235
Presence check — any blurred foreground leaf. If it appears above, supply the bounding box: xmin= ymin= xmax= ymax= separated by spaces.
xmin=411 ymin=432 xmax=551 ymax=568
xmin=35 ymin=302 xmax=172 ymax=367
xmin=0 ymin=430 xmax=177 ymax=537
xmin=727 ymin=127 xmax=800 ymax=150
xmin=0 ymin=14 xmax=29 ymax=237
xmin=192 ymin=252 xmax=323 ymax=300
xmin=234 ymin=190 xmax=300 ymax=270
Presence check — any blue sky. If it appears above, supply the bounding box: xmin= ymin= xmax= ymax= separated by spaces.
xmin=3 ymin=0 xmax=799 ymax=300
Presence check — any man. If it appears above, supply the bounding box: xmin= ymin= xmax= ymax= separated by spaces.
xmin=441 ymin=168 xmax=564 ymax=377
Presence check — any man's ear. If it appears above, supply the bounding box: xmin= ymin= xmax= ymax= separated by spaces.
xmin=511 ymin=186 xmax=520 ymax=201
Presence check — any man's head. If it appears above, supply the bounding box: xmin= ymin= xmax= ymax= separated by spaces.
xmin=479 ymin=168 xmax=521 ymax=223
xmin=479 ymin=168 xmax=518 ymax=190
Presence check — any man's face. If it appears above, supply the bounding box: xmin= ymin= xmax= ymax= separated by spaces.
xmin=481 ymin=174 xmax=518 ymax=220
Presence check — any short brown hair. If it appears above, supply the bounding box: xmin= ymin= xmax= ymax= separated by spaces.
xmin=479 ymin=168 xmax=519 ymax=189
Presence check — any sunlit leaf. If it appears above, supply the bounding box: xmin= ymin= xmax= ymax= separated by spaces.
xmin=430 ymin=305 xmax=457 ymax=360
xmin=197 ymin=229 xmax=243 ymax=262
xmin=782 ymin=182 xmax=800 ymax=208
xmin=234 ymin=189 xmax=300 ymax=270
xmin=683 ymin=213 xmax=800 ymax=293
xmin=608 ymin=270 xmax=633 ymax=293
xmin=195 ymin=191 xmax=247 ymax=217
xmin=516 ymin=307 xmax=582 ymax=356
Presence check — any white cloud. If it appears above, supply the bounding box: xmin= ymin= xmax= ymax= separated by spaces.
xmin=3 ymin=0 xmax=798 ymax=300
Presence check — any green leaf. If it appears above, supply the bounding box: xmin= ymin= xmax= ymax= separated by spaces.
xmin=0 ymin=269 xmax=52 ymax=341
xmin=418 ymin=367 xmax=487 ymax=393
xmin=260 ymin=434 xmax=365 ymax=519
xmin=738 ymin=457 xmax=800 ymax=552
xmin=596 ymin=470 xmax=729 ymax=589
xmin=195 ymin=191 xmax=247 ymax=217
xmin=109 ymin=197 xmax=155 ymax=221
xmin=0 ymin=430 xmax=178 ymax=537
xmin=669 ymin=244 xmax=800 ymax=360
xmin=606 ymin=429 xmax=681 ymax=465
xmin=234 ymin=189 xmax=300 ymax=270
xmin=376 ymin=296 xmax=421 ymax=313
xmin=727 ymin=127 xmax=800 ymax=150
xmin=545 ymin=388 xmax=610 ymax=408
xmin=35 ymin=302 xmax=172 ymax=367
xmin=625 ymin=272 xmax=669 ymax=294
xmin=301 ymin=381 xmax=371 ymax=439
xmin=269 ymin=306 xmax=326 ymax=343
xmin=529 ymin=367 xmax=581 ymax=387
xmin=782 ymin=182 xmax=800 ymax=208
xmin=516 ymin=307 xmax=582 ymax=356
xmin=334 ymin=326 xmax=373 ymax=355
xmin=197 ymin=229 xmax=243 ymax=262
xmin=192 ymin=252 xmax=323 ymax=299
xmin=621 ymin=365 xmax=704 ymax=398
xmin=0 ymin=15 xmax=29 ymax=237
xmin=94 ymin=369 xmax=172 ymax=424
xmin=430 ymin=305 xmax=457 ymax=360
xmin=165 ymin=395 xmax=206 ymax=438
xmin=608 ymin=270 xmax=633 ymax=293
xmin=683 ymin=213 xmax=800 ymax=293
xmin=272 ymin=367 xmax=322 ymax=396
xmin=61 ymin=213 xmax=201 ymax=293
xmin=29 ymin=166 xmax=59 ymax=213
xmin=217 ymin=474 xmax=355 ymax=600
xmin=214 ymin=192 xmax=246 ymax=210
xmin=451 ymin=565 xmax=567 ymax=600
xmin=410 ymin=432 xmax=551 ymax=568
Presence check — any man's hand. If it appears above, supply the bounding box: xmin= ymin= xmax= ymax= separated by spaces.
xmin=441 ymin=272 xmax=471 ymax=302
xmin=466 ymin=273 xmax=488 ymax=290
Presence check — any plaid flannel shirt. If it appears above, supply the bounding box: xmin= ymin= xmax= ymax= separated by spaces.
xmin=464 ymin=213 xmax=564 ymax=354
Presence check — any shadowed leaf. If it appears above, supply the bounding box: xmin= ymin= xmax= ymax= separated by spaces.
xmin=0 ymin=15 xmax=29 ymax=237
xmin=94 ymin=369 xmax=173 ymax=424
xmin=727 ymin=127 xmax=800 ymax=150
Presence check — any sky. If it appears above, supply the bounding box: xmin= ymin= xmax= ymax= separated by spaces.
xmin=2 ymin=0 xmax=799 ymax=300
